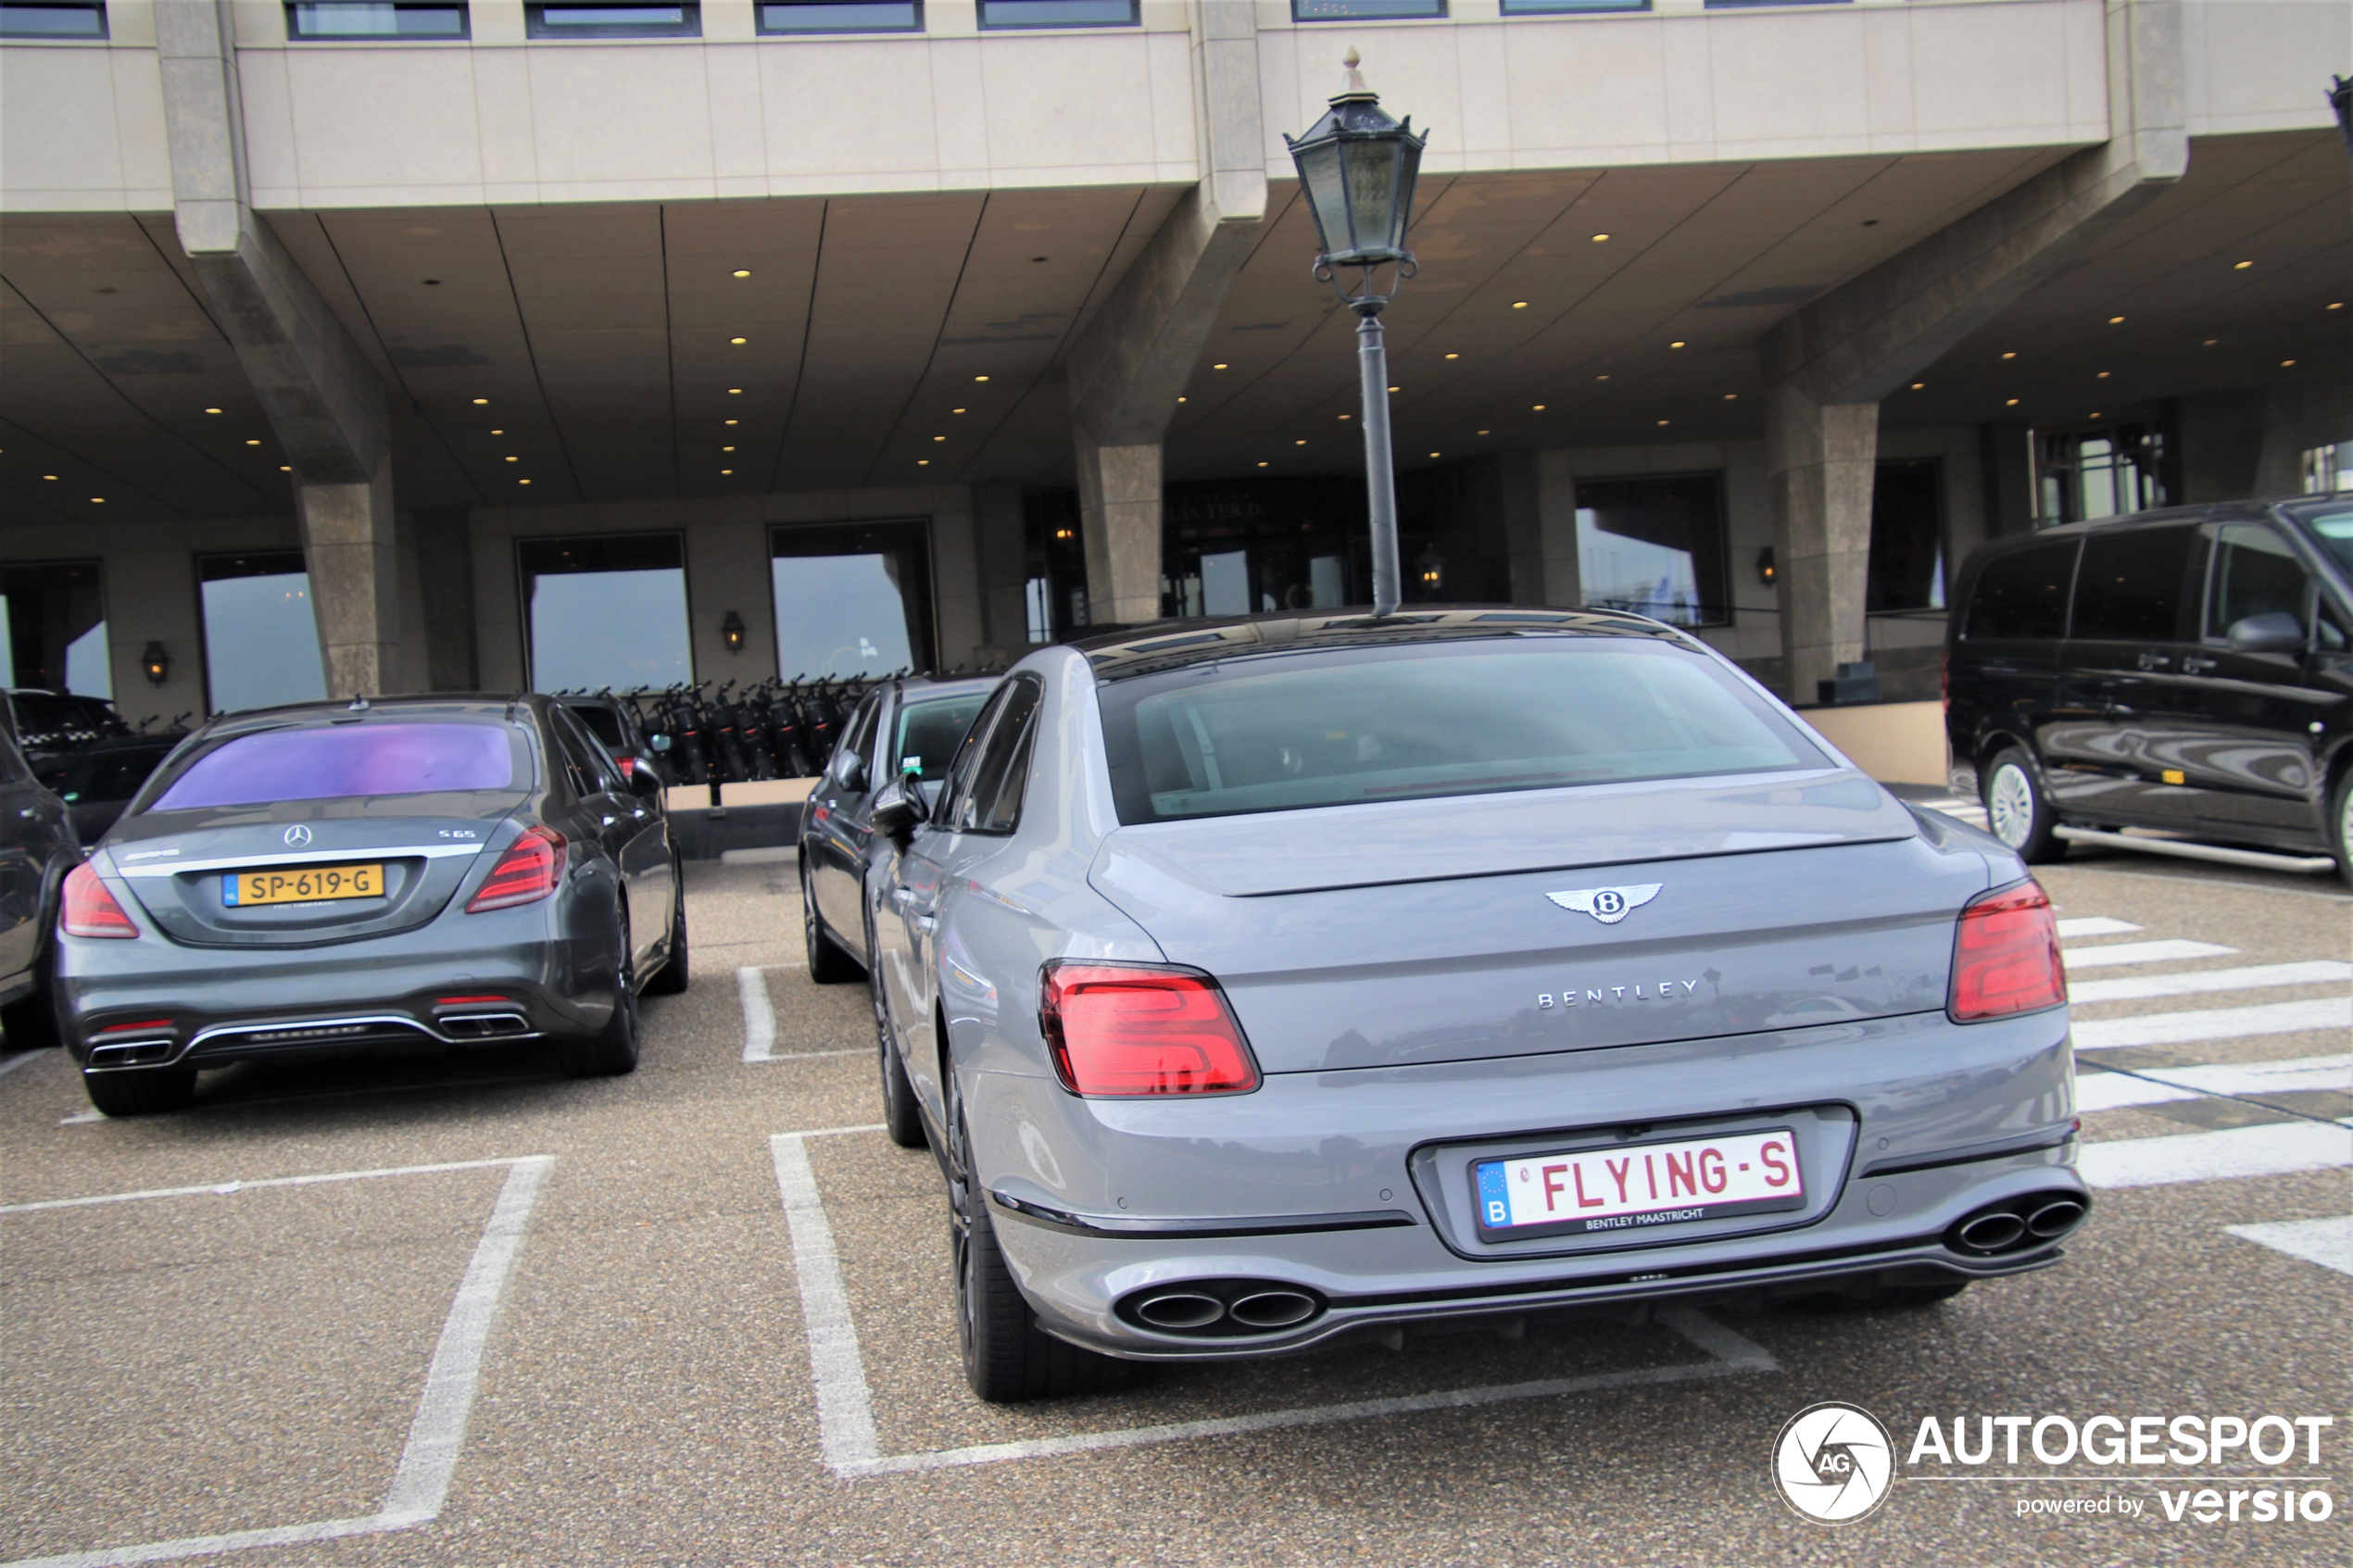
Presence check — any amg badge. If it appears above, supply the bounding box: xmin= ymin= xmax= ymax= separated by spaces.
xmin=1546 ymin=884 xmax=1661 ymax=924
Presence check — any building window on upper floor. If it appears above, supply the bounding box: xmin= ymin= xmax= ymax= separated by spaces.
xmin=527 ymin=2 xmax=699 ymax=37
xmin=287 ymin=3 xmax=469 ymax=40
xmin=1705 ymin=0 xmax=1847 ymax=7
xmin=1502 ymin=1 xmax=1647 ymax=14
xmin=1294 ymin=1 xmax=1445 ymax=19
xmin=979 ymin=0 xmax=1135 ymax=27
xmin=0 ymin=3 xmax=107 ymax=38
xmin=758 ymin=1 xmax=920 ymax=32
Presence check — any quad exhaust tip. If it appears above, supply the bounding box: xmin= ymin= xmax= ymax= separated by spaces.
xmin=1948 ymin=1190 xmax=2089 ymax=1256
xmin=1120 ymin=1279 xmax=1327 ymax=1337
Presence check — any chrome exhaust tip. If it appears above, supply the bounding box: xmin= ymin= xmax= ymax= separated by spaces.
xmin=2026 ymin=1198 xmax=2086 ymax=1238
xmin=1956 ymin=1211 xmax=2027 ymax=1252
xmin=1227 ymin=1290 xmax=1318 ymax=1329
xmin=1133 ymin=1292 xmax=1226 ymax=1331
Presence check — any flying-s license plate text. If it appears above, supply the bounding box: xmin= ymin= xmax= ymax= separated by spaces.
xmin=1474 ymin=1128 xmax=1805 ymax=1238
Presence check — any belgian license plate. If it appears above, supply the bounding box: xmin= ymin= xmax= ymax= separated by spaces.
xmin=223 ymin=863 xmax=384 ymax=907
xmin=1473 ymin=1128 xmax=1806 ymax=1239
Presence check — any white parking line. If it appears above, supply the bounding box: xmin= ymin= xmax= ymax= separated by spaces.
xmin=0 ymin=1155 xmax=536 ymax=1214
xmin=2062 ymin=939 xmax=2239 ymax=971
xmin=766 ymin=1131 xmax=1777 ymax=1481
xmin=2226 ymin=1215 xmax=2353 ymax=1278
xmin=2068 ymin=960 xmax=2353 ymax=1006
xmin=2072 ymin=997 xmax=2352 ymax=1051
xmin=739 ymin=965 xmax=777 ymax=1062
xmin=2075 ymin=1053 xmax=2352 ymax=1114
xmin=0 ymin=1156 xmax=551 ymax=1568
xmin=2077 ymin=1123 xmax=2352 ymax=1189
xmin=2055 ymin=918 xmax=2144 ymax=939
xmin=0 ymin=1049 xmax=44 ymax=1079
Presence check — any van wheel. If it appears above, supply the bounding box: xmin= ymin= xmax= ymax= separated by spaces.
xmin=82 ymin=1065 xmax=196 ymax=1117
xmin=1982 ymin=747 xmax=2065 ymax=863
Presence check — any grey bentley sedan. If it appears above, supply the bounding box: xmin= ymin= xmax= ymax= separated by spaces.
xmin=863 ymin=608 xmax=2082 ymax=1402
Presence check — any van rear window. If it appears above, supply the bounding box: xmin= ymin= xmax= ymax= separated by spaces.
xmin=1965 ymin=541 xmax=2078 ymax=639
xmin=149 ymin=722 xmax=524 ymax=810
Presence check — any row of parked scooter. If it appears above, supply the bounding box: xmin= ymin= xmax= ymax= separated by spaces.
xmin=546 ymin=677 xmax=881 ymax=787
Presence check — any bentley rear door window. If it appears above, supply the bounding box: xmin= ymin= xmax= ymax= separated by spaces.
xmin=1097 ymin=638 xmax=1825 ymax=824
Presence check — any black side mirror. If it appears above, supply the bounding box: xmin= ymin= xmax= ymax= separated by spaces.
xmin=622 ymin=759 xmax=663 ymax=797
xmin=870 ymin=781 xmax=923 ymax=846
xmin=2225 ymin=611 xmax=2305 ymax=655
xmin=837 ymin=755 xmax=866 ymax=795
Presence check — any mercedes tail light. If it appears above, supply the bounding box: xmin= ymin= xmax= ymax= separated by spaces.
xmin=466 ymin=826 xmax=564 ymax=912
xmin=1949 ymin=880 xmax=2066 ymax=1022
xmin=1039 ymin=962 xmax=1261 ymax=1097
xmin=61 ymin=863 xmax=138 ymax=938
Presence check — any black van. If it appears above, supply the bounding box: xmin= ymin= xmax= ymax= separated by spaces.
xmin=1944 ymin=495 xmax=2353 ymax=884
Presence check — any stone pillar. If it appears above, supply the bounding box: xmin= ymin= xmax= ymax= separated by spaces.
xmin=1074 ymin=439 xmax=1167 ymax=627
xmin=1766 ymin=388 xmax=1879 ymax=706
xmin=296 ymin=459 xmax=399 ymax=698
xmin=971 ymin=481 xmax=1030 ymax=661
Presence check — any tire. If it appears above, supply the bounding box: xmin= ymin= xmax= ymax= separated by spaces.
xmin=947 ymin=1084 xmax=1122 ymax=1403
xmin=2331 ymin=768 xmax=2353 ymax=892
xmin=872 ymin=938 xmax=925 ymax=1149
xmin=560 ymin=918 xmax=642 ymax=1078
xmin=82 ymin=1065 xmax=196 ymax=1117
xmin=803 ymin=865 xmax=861 ymax=985
xmin=1982 ymin=746 xmax=2066 ymax=863
xmin=646 ymin=865 xmax=690 ymax=996
xmin=0 ymin=960 xmax=60 ymax=1053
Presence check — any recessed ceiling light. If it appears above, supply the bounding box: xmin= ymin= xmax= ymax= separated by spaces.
xmin=2096 ymin=370 xmax=2110 ymax=379
xmin=2001 ymin=352 xmax=2017 ymax=360
xmin=1511 ymin=301 xmax=1529 ymax=308
xmin=245 ymin=438 xmax=261 ymax=445
xmin=1388 ymin=385 xmax=1400 ymax=393
xmin=723 ymin=445 xmax=736 ymax=452
xmin=1428 ymin=451 xmax=1441 ymax=458
xmin=721 ymin=469 xmax=733 ymax=474
xmin=1724 ymin=393 xmax=1738 ymax=400
xmin=1295 ymin=439 xmax=1306 ymax=445
xmin=1257 ymin=460 xmax=1269 ymax=468
xmin=952 ymin=408 xmax=966 ymax=414
xmin=204 ymin=407 xmax=223 ymax=414
xmin=1656 ymin=419 xmax=1670 ymax=426
xmin=732 ymin=270 xmax=750 ymax=278
xmin=974 ymin=375 xmax=989 ymax=383
xmin=1444 ymin=353 xmax=1459 ymax=360
xmin=1532 ymin=405 xmax=1546 ymax=411
xmin=280 ymin=465 xmax=291 ymax=471
xmin=505 ymin=456 xmax=519 ymax=462
xmin=725 ymin=418 xmax=738 ymax=425
xmin=2108 ymin=316 xmax=2125 ymax=325
xmin=933 ymin=435 xmax=946 ymax=442
xmin=2089 ymin=411 xmax=2102 ymax=419
xmin=1591 ymin=233 xmax=1609 ymax=243
xmin=1669 ymin=341 xmax=1687 ymax=349
xmin=2327 ymin=302 xmax=2344 ymax=310
xmin=519 ymin=478 xmax=531 ymax=484
xmin=473 ymin=397 xmax=489 ymax=405
xmin=1910 ymin=383 xmax=1924 ymax=391
xmin=2281 ymin=358 xmax=2296 ymax=367
xmin=491 ymin=428 xmax=504 ymax=434
xmin=1477 ymin=429 xmax=1489 ymax=435
xmin=1337 ymin=413 xmax=1349 ymax=420
xmin=730 ymin=336 xmax=747 ymax=345
xmin=90 ymin=496 xmax=104 ymax=503
xmin=2202 ymin=338 xmax=2219 ymax=346
xmin=1595 ymin=374 xmax=1609 ymax=382
xmin=1177 ymin=396 xmax=1187 ymax=403
xmin=918 ymin=458 xmax=930 ymax=466
xmin=727 ymin=387 xmax=743 ymax=395
xmin=1213 ymin=363 xmax=1229 ymax=370
xmin=41 ymin=473 xmax=57 ymax=481
xmin=2233 ymin=260 xmax=2252 ymax=270
xmin=2006 ymin=398 xmax=2020 ymax=407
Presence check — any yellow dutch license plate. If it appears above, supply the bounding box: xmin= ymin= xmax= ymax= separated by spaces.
xmin=223 ymin=863 xmax=384 ymax=907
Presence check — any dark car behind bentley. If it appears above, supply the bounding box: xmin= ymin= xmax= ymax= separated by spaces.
xmin=57 ymin=694 xmax=687 ymax=1115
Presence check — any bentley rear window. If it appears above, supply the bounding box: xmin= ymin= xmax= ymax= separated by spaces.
xmin=149 ymin=722 xmax=525 ymax=810
xmin=1097 ymin=638 xmax=1825 ymax=824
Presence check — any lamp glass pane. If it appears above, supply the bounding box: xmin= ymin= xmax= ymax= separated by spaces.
xmin=1294 ymin=142 xmax=1351 ymax=258
xmin=1343 ymin=138 xmax=1400 ymax=253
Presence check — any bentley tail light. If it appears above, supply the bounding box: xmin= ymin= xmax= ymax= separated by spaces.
xmin=61 ymin=864 xmax=138 ymax=938
xmin=467 ymin=826 xmax=565 ymax=912
xmin=1949 ymin=880 xmax=2066 ymax=1022
xmin=1039 ymin=962 xmax=1261 ymax=1097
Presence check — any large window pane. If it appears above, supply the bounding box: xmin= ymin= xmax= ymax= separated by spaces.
xmin=288 ymin=3 xmax=470 ymax=37
xmin=771 ymin=521 xmax=933 ymax=678
xmin=1571 ymin=473 xmax=1728 ymax=628
xmin=199 ymin=553 xmax=328 ymax=714
xmin=0 ymin=4 xmax=108 ymax=37
xmin=521 ymin=533 xmax=692 ymax=693
xmin=0 ymin=560 xmax=109 ymax=697
xmin=979 ymin=0 xmax=1134 ymax=26
xmin=526 ymin=3 xmax=698 ymax=36
xmin=758 ymin=1 xmax=918 ymax=31
xmin=1294 ymin=0 xmax=1444 ymax=18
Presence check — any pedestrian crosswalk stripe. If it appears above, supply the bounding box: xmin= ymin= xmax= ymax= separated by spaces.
xmin=2074 ymin=1052 xmax=2352 ymax=1113
xmin=2225 ymin=1215 xmax=2353 ymax=1278
xmin=2072 ymin=996 xmax=2351 ymax=1051
xmin=2077 ymin=1122 xmax=2352 ymax=1188
xmin=2055 ymin=917 xmax=2143 ymax=939
xmin=2062 ymin=938 xmax=2239 ymax=971
xmin=2068 ymin=960 xmax=2352 ymax=1006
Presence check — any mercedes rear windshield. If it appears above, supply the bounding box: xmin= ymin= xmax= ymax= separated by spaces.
xmin=145 ymin=721 xmax=535 ymax=811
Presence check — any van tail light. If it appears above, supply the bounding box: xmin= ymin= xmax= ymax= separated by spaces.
xmin=466 ymin=826 xmax=565 ymax=912
xmin=1039 ymin=962 xmax=1261 ymax=1097
xmin=1949 ymin=880 xmax=2066 ymax=1022
xmin=62 ymin=863 xmax=138 ymax=938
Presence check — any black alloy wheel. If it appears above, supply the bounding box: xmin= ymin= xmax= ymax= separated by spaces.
xmin=81 ymin=1063 xmax=196 ymax=1117
xmin=560 ymin=909 xmax=641 ymax=1078
xmin=946 ymin=1074 xmax=1120 ymax=1403
xmin=1982 ymin=746 xmax=2066 ymax=863
xmin=647 ymin=860 xmax=690 ymax=995
xmin=803 ymin=865 xmax=860 ymax=985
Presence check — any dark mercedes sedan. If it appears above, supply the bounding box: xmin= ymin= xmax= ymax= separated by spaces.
xmin=799 ymin=673 xmax=996 ymax=984
xmin=57 ymin=694 xmax=686 ymax=1116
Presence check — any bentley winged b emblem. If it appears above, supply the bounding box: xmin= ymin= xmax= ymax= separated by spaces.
xmin=1546 ymin=884 xmax=1661 ymax=924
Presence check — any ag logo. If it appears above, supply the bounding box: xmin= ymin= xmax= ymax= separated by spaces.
xmin=1772 ymin=1401 xmax=1894 ymax=1524
xmin=1545 ymin=884 xmax=1661 ymax=924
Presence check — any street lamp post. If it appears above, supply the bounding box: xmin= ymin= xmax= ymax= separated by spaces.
xmin=1285 ymin=50 xmax=1428 ymax=617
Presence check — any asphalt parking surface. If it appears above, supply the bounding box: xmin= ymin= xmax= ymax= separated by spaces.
xmin=3 ymin=847 xmax=2346 ymax=1567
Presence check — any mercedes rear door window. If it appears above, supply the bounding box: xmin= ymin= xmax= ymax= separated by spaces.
xmin=895 ymin=693 xmax=988 ymax=784
xmin=149 ymin=723 xmax=527 ymax=810
xmin=1097 ymin=637 xmax=1825 ymax=825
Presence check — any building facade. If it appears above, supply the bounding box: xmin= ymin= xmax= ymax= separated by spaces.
xmin=2 ymin=0 xmax=2347 ymax=729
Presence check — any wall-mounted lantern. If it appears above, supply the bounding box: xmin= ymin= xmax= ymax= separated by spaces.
xmin=1755 ymin=546 xmax=1777 ymax=589
xmin=141 ymin=642 xmax=170 ymax=685
xmin=721 ymin=610 xmax=746 ymax=654
xmin=1414 ymin=546 xmax=1446 ymax=596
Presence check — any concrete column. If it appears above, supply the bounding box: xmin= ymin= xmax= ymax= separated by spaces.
xmin=1074 ymin=439 xmax=1167 ymax=627
xmin=971 ymin=481 xmax=1029 ymax=662
xmin=296 ymin=460 xmax=400 ymax=697
xmin=1766 ymin=389 xmax=1879 ymax=705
